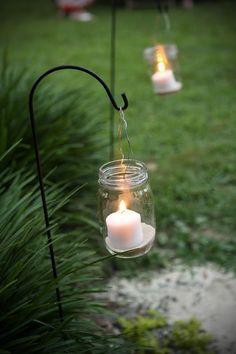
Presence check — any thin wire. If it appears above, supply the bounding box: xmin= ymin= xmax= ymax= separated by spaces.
xmin=156 ymin=1 xmax=171 ymax=33
xmin=118 ymin=110 xmax=124 ymax=162
xmin=118 ymin=108 xmax=133 ymax=163
xmin=162 ymin=11 xmax=171 ymax=32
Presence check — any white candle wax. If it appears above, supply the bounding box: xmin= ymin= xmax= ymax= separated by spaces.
xmin=106 ymin=208 xmax=143 ymax=250
xmin=152 ymin=69 xmax=180 ymax=93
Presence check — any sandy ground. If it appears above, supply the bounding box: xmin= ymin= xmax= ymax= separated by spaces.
xmin=105 ymin=264 xmax=236 ymax=354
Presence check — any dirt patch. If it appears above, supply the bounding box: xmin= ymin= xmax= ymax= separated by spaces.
xmin=105 ymin=264 xmax=236 ymax=354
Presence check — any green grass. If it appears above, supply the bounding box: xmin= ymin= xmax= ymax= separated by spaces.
xmin=0 ymin=0 xmax=236 ymax=269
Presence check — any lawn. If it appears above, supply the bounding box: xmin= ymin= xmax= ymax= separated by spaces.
xmin=1 ymin=0 xmax=236 ymax=270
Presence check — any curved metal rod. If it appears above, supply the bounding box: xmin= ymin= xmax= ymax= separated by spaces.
xmin=30 ymin=65 xmax=128 ymax=111
xmin=29 ymin=65 xmax=129 ymax=323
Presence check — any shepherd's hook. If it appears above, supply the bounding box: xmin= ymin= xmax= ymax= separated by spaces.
xmin=29 ymin=65 xmax=128 ymax=323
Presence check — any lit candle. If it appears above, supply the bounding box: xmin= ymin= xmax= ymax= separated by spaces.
xmin=106 ymin=200 xmax=143 ymax=250
xmin=152 ymin=61 xmax=181 ymax=94
xmin=151 ymin=47 xmax=182 ymax=94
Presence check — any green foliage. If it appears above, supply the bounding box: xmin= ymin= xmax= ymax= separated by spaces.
xmin=169 ymin=319 xmax=213 ymax=354
xmin=0 ymin=54 xmax=107 ymax=191
xmin=0 ymin=55 xmax=117 ymax=350
xmin=119 ymin=310 xmax=167 ymax=336
xmin=118 ymin=310 xmax=167 ymax=354
xmin=119 ymin=311 xmax=215 ymax=354
xmin=0 ymin=56 xmax=108 ymax=253
xmin=0 ymin=154 xmax=116 ymax=353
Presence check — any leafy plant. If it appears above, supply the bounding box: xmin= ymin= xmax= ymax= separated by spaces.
xmin=118 ymin=311 xmax=215 ymax=354
xmin=0 ymin=54 xmax=108 ymax=193
xmin=169 ymin=319 xmax=213 ymax=354
xmin=0 ymin=147 xmax=119 ymax=353
xmin=0 ymin=56 xmax=110 ymax=252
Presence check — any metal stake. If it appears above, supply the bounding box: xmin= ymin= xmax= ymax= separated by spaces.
xmin=110 ymin=0 xmax=117 ymax=160
xmin=29 ymin=65 xmax=128 ymax=322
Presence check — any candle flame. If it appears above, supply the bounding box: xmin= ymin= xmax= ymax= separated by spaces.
xmin=158 ymin=61 xmax=166 ymax=73
xmin=119 ymin=200 xmax=126 ymax=212
xmin=155 ymin=45 xmax=169 ymax=73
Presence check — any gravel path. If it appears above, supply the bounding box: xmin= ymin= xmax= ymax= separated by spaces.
xmin=105 ymin=264 xmax=236 ymax=354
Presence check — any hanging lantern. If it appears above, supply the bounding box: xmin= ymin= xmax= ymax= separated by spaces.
xmin=98 ymin=159 xmax=156 ymax=258
xmin=151 ymin=45 xmax=182 ymax=94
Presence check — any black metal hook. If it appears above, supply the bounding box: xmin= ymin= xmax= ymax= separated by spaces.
xmin=29 ymin=65 xmax=128 ymax=111
xmin=28 ymin=65 xmax=129 ymax=324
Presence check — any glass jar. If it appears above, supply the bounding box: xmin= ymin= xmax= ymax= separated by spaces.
xmin=98 ymin=159 xmax=156 ymax=258
xmin=144 ymin=44 xmax=182 ymax=95
xmin=151 ymin=44 xmax=182 ymax=95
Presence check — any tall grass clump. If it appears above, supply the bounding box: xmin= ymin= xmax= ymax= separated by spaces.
xmin=0 ymin=54 xmax=126 ymax=350
xmin=0 ymin=56 xmax=107 ymax=192
xmin=0 ymin=148 xmax=122 ymax=353
xmin=0 ymin=57 xmax=109 ymax=251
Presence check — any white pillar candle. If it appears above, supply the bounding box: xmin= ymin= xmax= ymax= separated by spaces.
xmin=106 ymin=201 xmax=143 ymax=250
xmin=151 ymin=69 xmax=180 ymax=94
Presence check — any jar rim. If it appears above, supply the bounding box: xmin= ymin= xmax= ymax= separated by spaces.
xmin=98 ymin=159 xmax=148 ymax=189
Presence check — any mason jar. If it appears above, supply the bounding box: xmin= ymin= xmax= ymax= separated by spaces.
xmin=151 ymin=44 xmax=182 ymax=95
xmin=98 ymin=159 xmax=156 ymax=258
